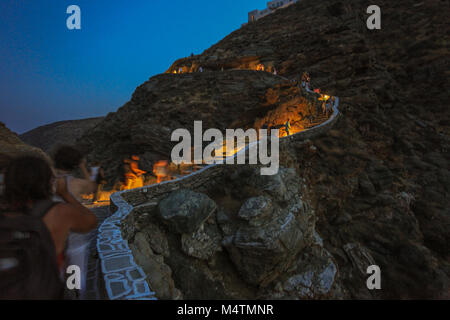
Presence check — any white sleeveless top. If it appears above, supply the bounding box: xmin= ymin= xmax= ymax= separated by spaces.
xmin=90 ymin=167 xmax=100 ymax=182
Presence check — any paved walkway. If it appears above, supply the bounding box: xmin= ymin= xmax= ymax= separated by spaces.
xmin=84 ymin=205 xmax=112 ymax=300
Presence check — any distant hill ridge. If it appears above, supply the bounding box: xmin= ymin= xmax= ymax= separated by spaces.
xmin=20 ymin=117 xmax=104 ymax=153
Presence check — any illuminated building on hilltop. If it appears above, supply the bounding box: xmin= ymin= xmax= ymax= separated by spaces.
xmin=247 ymin=0 xmax=301 ymax=23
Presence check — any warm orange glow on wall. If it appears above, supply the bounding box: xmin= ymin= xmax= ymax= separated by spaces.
xmin=153 ymin=160 xmax=169 ymax=184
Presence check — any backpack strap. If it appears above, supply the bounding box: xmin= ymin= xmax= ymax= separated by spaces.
xmin=27 ymin=199 xmax=59 ymax=219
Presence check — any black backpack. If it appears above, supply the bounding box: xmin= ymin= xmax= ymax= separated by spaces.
xmin=0 ymin=199 xmax=64 ymax=300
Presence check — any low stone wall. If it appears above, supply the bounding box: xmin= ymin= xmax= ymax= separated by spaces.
xmin=97 ymin=89 xmax=341 ymax=300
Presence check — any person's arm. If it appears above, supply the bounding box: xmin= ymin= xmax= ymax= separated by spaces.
xmin=55 ymin=178 xmax=97 ymax=233
xmin=79 ymin=158 xmax=91 ymax=180
xmin=68 ymin=204 xmax=97 ymax=233
xmin=79 ymin=159 xmax=97 ymax=193
xmin=99 ymin=168 xmax=105 ymax=179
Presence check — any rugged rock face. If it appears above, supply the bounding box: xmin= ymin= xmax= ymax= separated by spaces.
xmin=166 ymin=0 xmax=450 ymax=299
xmin=123 ymin=164 xmax=341 ymax=300
xmin=85 ymin=0 xmax=448 ymax=299
xmin=77 ymin=71 xmax=318 ymax=182
xmin=221 ymin=168 xmax=313 ymax=287
xmin=20 ymin=117 xmax=103 ymax=153
xmin=130 ymin=231 xmax=182 ymax=300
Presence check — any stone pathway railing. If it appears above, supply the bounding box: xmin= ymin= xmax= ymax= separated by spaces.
xmin=97 ymin=81 xmax=341 ymax=300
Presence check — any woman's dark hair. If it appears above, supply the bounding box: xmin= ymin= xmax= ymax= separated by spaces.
xmin=53 ymin=145 xmax=83 ymax=171
xmin=0 ymin=154 xmax=11 ymax=171
xmin=4 ymin=156 xmax=54 ymax=207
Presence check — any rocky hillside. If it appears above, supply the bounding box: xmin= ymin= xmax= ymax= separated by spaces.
xmin=123 ymin=165 xmax=343 ymax=299
xmin=81 ymin=0 xmax=449 ymax=299
xmin=20 ymin=117 xmax=103 ymax=153
xmin=78 ymin=71 xmax=321 ymax=181
xmin=0 ymin=122 xmax=49 ymax=167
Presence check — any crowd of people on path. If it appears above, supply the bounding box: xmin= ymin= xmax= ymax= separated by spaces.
xmin=301 ymin=71 xmax=311 ymax=90
xmin=172 ymin=63 xmax=279 ymax=75
xmin=0 ymin=145 xmax=107 ymax=299
xmin=301 ymin=71 xmax=335 ymax=116
xmin=258 ymin=72 xmax=336 ymax=137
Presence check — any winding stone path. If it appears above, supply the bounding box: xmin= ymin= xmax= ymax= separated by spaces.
xmin=84 ymin=206 xmax=113 ymax=300
xmin=97 ymin=78 xmax=341 ymax=300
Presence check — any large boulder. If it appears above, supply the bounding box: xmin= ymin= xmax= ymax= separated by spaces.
xmin=222 ymin=168 xmax=314 ymax=287
xmin=224 ymin=210 xmax=306 ymax=287
xmin=158 ymin=189 xmax=217 ymax=234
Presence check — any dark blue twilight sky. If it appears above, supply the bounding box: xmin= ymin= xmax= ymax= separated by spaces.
xmin=0 ymin=0 xmax=266 ymax=134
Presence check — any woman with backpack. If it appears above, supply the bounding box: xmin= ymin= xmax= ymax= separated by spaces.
xmin=0 ymin=156 xmax=97 ymax=299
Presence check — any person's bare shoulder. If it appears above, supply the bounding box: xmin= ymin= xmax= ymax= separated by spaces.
xmin=48 ymin=202 xmax=74 ymax=219
xmin=43 ymin=203 xmax=73 ymax=232
xmin=50 ymin=202 xmax=97 ymax=233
